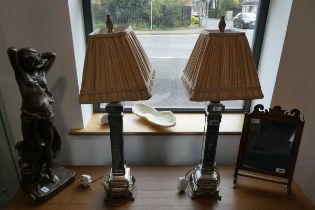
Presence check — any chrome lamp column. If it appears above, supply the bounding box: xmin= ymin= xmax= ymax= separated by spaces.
xmin=181 ymin=21 xmax=264 ymax=199
xmin=79 ymin=18 xmax=155 ymax=201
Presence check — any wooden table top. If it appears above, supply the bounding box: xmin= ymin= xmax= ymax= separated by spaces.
xmin=5 ymin=165 xmax=315 ymax=210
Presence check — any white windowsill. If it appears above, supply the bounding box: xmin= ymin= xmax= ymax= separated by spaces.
xmin=69 ymin=113 xmax=244 ymax=136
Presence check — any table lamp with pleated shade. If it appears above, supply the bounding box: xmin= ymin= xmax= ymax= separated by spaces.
xmin=79 ymin=17 xmax=155 ymax=200
xmin=182 ymin=29 xmax=263 ymax=101
xmin=181 ymin=20 xmax=263 ymax=199
xmin=80 ymin=25 xmax=155 ymax=104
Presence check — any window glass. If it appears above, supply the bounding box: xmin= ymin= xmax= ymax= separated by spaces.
xmin=92 ymin=0 xmax=261 ymax=110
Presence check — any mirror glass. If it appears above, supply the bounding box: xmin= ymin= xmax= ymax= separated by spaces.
xmin=242 ymin=118 xmax=296 ymax=174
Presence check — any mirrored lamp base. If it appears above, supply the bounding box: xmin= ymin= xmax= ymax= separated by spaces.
xmin=102 ymin=166 xmax=135 ymax=201
xmin=189 ymin=164 xmax=221 ymax=200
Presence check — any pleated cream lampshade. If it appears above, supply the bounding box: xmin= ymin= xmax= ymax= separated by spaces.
xmin=80 ymin=25 xmax=155 ymax=103
xmin=182 ymin=29 xmax=263 ymax=102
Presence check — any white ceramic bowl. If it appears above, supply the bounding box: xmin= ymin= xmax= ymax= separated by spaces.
xmin=132 ymin=103 xmax=176 ymax=127
xmin=98 ymin=113 xmax=109 ymax=125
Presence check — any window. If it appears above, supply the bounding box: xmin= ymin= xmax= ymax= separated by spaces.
xmin=82 ymin=0 xmax=270 ymax=113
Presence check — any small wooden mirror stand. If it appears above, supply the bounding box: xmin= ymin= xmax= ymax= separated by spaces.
xmin=234 ymin=104 xmax=305 ymax=197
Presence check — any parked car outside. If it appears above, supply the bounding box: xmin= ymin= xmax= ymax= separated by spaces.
xmin=191 ymin=11 xmax=200 ymax=24
xmin=233 ymin=13 xmax=256 ymax=29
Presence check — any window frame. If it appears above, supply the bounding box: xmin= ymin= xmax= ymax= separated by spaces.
xmin=82 ymin=0 xmax=270 ymax=113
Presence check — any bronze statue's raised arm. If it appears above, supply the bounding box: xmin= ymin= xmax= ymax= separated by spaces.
xmin=7 ymin=47 xmax=22 ymax=74
xmin=40 ymin=52 xmax=56 ymax=73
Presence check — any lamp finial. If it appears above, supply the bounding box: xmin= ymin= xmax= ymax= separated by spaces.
xmin=218 ymin=16 xmax=226 ymax=32
xmin=106 ymin=14 xmax=113 ymax=33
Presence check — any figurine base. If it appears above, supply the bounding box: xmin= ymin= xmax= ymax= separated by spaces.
xmin=103 ymin=167 xmax=135 ymax=201
xmin=21 ymin=166 xmax=75 ymax=203
xmin=189 ymin=168 xmax=221 ymax=200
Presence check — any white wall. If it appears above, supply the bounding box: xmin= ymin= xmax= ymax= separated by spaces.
xmin=0 ymin=95 xmax=20 ymax=200
xmin=252 ymin=0 xmax=293 ymax=109
xmin=271 ymin=0 xmax=315 ymax=204
xmin=66 ymin=135 xmax=240 ymax=165
xmin=68 ymin=0 xmax=93 ymax=127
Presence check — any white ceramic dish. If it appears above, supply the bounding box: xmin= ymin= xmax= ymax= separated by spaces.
xmin=132 ymin=103 xmax=176 ymax=127
xmin=98 ymin=113 xmax=109 ymax=125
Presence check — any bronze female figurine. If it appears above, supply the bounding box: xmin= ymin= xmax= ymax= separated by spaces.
xmin=7 ymin=47 xmax=74 ymax=201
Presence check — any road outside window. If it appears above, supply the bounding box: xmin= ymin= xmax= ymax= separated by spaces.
xmin=91 ymin=0 xmax=261 ymax=110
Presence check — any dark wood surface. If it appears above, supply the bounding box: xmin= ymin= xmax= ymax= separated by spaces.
xmin=5 ymin=166 xmax=315 ymax=210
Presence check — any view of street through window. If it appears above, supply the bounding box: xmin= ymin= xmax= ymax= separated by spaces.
xmin=94 ymin=0 xmax=260 ymax=110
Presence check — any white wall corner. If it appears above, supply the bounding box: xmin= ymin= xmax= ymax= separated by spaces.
xmin=251 ymin=0 xmax=293 ymax=110
xmin=271 ymin=0 xmax=315 ymax=205
xmin=67 ymin=0 xmax=93 ymax=127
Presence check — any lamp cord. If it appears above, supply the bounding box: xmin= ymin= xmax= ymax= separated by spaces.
xmin=91 ymin=175 xmax=104 ymax=183
xmin=184 ymin=167 xmax=197 ymax=179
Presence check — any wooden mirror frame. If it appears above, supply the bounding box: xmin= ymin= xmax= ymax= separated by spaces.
xmin=233 ymin=104 xmax=305 ymax=196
